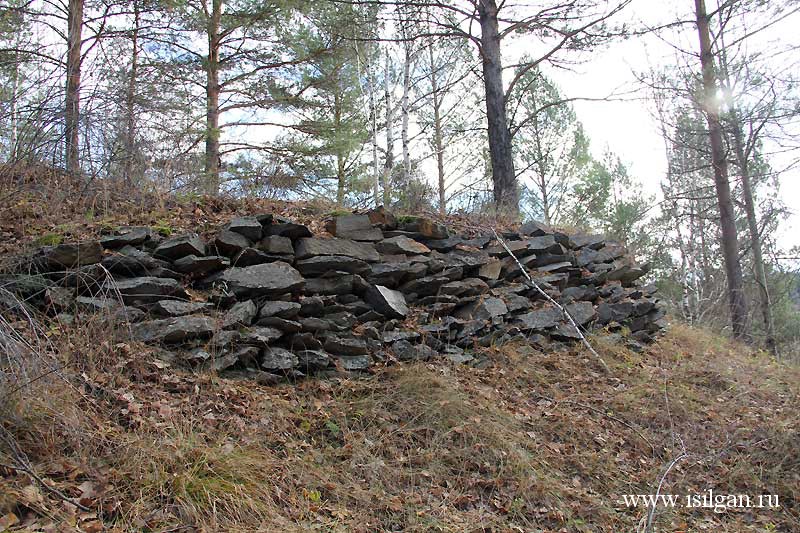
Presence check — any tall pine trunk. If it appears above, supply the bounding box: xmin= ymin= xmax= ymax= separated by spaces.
xmin=204 ymin=0 xmax=221 ymax=195
xmin=401 ymin=42 xmax=412 ymax=189
xmin=478 ymin=0 xmax=517 ymax=216
xmin=694 ymin=0 xmax=749 ymax=339
xmin=65 ymin=0 xmax=83 ymax=174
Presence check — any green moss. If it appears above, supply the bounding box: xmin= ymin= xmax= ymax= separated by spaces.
xmin=35 ymin=233 xmax=63 ymax=246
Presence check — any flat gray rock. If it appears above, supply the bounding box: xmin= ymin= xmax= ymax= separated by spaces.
xmin=40 ymin=242 xmax=103 ymax=268
xmin=454 ymin=297 xmax=508 ymax=321
xmin=173 ymin=254 xmax=229 ymax=275
xmin=514 ymin=306 xmax=563 ymax=331
xmin=263 ymin=222 xmax=312 ymax=240
xmin=152 ymin=300 xmax=213 ymax=317
xmin=257 ymin=235 xmax=294 ymax=255
xmin=133 ymin=315 xmax=215 ymax=343
xmin=222 ymin=300 xmax=258 ymax=328
xmin=327 ymin=215 xmax=384 ymax=241
xmin=296 ymin=255 xmax=369 ymax=276
xmin=323 ymin=334 xmax=368 ymax=356
xmin=261 ymin=347 xmax=298 ymax=371
xmin=295 ymin=237 xmax=380 ymax=262
xmin=100 ymin=227 xmax=152 ymax=248
xmin=376 ymin=236 xmax=431 ymax=255
xmin=154 ymin=233 xmax=205 ymax=261
xmin=334 ymin=354 xmax=370 ymax=371
xmin=219 ymin=262 xmax=304 ymax=297
xmin=109 ymin=276 xmax=187 ymax=304
xmin=228 ymin=216 xmax=263 ymax=242
xmin=215 ymin=230 xmax=251 ymax=257
xmin=240 ymin=326 xmax=284 ymax=347
xmin=259 ymin=300 xmax=302 ymax=319
xmin=364 ymin=285 xmax=408 ymax=319
xmin=295 ymin=350 xmax=331 ymax=371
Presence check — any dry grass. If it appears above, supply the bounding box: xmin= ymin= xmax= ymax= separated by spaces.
xmin=1 ymin=315 xmax=798 ymax=532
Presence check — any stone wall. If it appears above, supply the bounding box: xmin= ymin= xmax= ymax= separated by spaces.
xmin=6 ymin=209 xmax=667 ymax=379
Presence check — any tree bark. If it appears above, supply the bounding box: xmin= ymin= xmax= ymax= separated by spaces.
xmin=204 ymin=0 xmax=222 ymax=195
xmin=401 ymin=42 xmax=412 ymax=189
xmin=123 ymin=0 xmax=140 ymax=185
xmin=334 ymin=89 xmax=345 ymax=206
xmin=367 ymin=61 xmax=380 ymax=206
xmin=382 ymin=49 xmax=394 ymax=207
xmin=694 ymin=0 xmax=749 ymax=339
xmin=428 ymin=42 xmax=446 ymax=215
xmin=731 ymin=119 xmax=776 ymax=353
xmin=478 ymin=0 xmax=518 ymax=216
xmin=65 ymin=0 xmax=83 ymax=175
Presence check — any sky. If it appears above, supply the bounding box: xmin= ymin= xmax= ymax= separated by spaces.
xmin=508 ymin=0 xmax=800 ymax=253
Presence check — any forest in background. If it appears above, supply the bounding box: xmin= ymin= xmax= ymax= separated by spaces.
xmin=0 ymin=0 xmax=799 ymax=355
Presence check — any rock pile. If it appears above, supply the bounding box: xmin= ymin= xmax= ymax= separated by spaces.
xmin=6 ymin=210 xmax=666 ymax=379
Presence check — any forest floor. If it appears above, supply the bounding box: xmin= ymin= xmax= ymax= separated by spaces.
xmin=1 ymin=166 xmax=798 ymax=532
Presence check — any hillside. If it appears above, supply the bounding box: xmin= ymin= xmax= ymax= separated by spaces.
xmin=0 ymin=172 xmax=798 ymax=532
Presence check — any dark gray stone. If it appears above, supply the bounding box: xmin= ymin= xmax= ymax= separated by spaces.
xmin=233 ymin=345 xmax=262 ymax=368
xmin=397 ymin=216 xmax=449 ymax=239
xmin=240 ymin=326 xmax=284 ymax=347
xmin=327 ymin=215 xmax=384 ymax=241
xmin=526 ymin=235 xmax=563 ymax=254
xmin=398 ymin=275 xmax=449 ymax=297
xmin=333 ymin=355 xmax=370 ymax=371
xmin=376 ymin=236 xmax=431 ymax=255
xmin=515 ymin=306 xmax=563 ymax=331
xmin=478 ymin=260 xmax=502 ymax=280
xmin=454 ymin=297 xmax=508 ymax=321
xmin=228 ymin=216 xmax=263 ymax=242
xmin=100 ymin=227 xmax=152 ymax=248
xmin=296 ymin=255 xmax=369 ymax=276
xmin=287 ymin=332 xmax=324 ymax=351
xmin=296 ymin=350 xmax=331 ymax=371
xmin=257 ymin=235 xmax=294 ymax=255
xmin=295 ymin=237 xmax=380 ymax=262
xmin=215 ymin=230 xmax=251 ymax=257
xmin=364 ymin=285 xmax=408 ymax=319
xmin=565 ymin=301 xmax=596 ymax=325
xmin=382 ymin=330 xmax=421 ymax=343
xmin=39 ymin=242 xmax=103 ymax=268
xmin=260 ymin=347 xmax=298 ymax=371
xmin=569 ymin=233 xmax=605 ymax=250
xmin=102 ymin=246 xmax=170 ymax=277
xmin=303 ymin=275 xmax=353 ymax=295
xmin=173 ymin=255 xmax=229 ymax=275
xmin=110 ymin=276 xmax=187 ymax=304
xmin=259 ymin=300 xmax=301 ymax=319
xmin=232 ymin=248 xmax=285 ymax=267
xmin=323 ymin=335 xmax=368 ymax=356
xmin=392 ymin=340 xmax=435 ymax=361
xmin=440 ymin=278 xmax=489 ymax=297
xmin=263 ymin=222 xmax=312 ymax=240
xmin=219 ymin=262 xmax=304 ymax=297
xmin=152 ymin=300 xmax=213 ymax=317
xmin=222 ymin=300 xmax=258 ymax=328
xmin=519 ymin=220 xmax=553 ymax=237
xmin=133 ymin=315 xmax=215 ymax=343
xmin=154 ymin=234 xmax=205 ymax=261
xmin=367 ymin=261 xmax=427 ymax=287
xmin=256 ymin=317 xmax=302 ymax=333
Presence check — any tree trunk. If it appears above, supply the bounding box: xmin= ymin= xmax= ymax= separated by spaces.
xmin=478 ymin=0 xmax=517 ymax=216
xmin=123 ymin=0 xmax=140 ymax=185
xmin=401 ymin=42 xmax=412 ymax=189
xmin=367 ymin=62 xmax=380 ymax=206
xmin=428 ymin=42 xmax=446 ymax=215
xmin=334 ymin=90 xmax=345 ymax=206
xmin=204 ymin=0 xmax=222 ymax=195
xmin=65 ymin=0 xmax=83 ymax=175
xmin=694 ymin=0 xmax=749 ymax=339
xmin=382 ymin=49 xmax=394 ymax=207
xmin=731 ymin=119 xmax=776 ymax=353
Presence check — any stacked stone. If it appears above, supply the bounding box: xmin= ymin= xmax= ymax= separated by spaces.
xmin=12 ymin=209 xmax=667 ymax=379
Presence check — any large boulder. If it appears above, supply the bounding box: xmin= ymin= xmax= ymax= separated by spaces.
xmin=219 ymin=262 xmax=305 ymax=297
xmin=364 ymin=285 xmax=408 ymax=319
xmin=295 ymin=237 xmax=380 ymax=263
xmin=154 ymin=234 xmax=205 ymax=261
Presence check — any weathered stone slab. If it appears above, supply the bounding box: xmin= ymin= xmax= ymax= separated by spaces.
xmin=364 ymin=285 xmax=408 ymax=319
xmin=39 ymin=242 xmax=103 ymax=268
xmin=261 ymin=347 xmax=298 ymax=371
xmin=154 ymin=234 xmax=205 ymax=261
xmin=514 ymin=306 xmax=562 ymax=331
xmin=295 ymin=237 xmax=380 ymax=262
xmin=222 ymin=300 xmax=258 ymax=328
xmin=454 ymin=297 xmax=508 ymax=321
xmin=110 ymin=276 xmax=187 ymax=304
xmin=152 ymin=300 xmax=213 ymax=317
xmin=296 ymin=255 xmax=369 ymax=276
xmin=228 ymin=216 xmax=263 ymax=242
xmin=263 ymin=221 xmax=312 ymax=240
xmin=257 ymin=235 xmax=294 ymax=256
xmin=133 ymin=315 xmax=215 ymax=343
xmin=376 ymin=236 xmax=431 ymax=255
xmin=173 ymin=255 xmax=229 ymax=275
xmin=100 ymin=227 xmax=152 ymax=248
xmin=215 ymin=230 xmax=251 ymax=257
xmin=324 ymin=334 xmax=368 ymax=356
xmin=327 ymin=215 xmax=384 ymax=241
xmin=219 ymin=262 xmax=304 ymax=297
